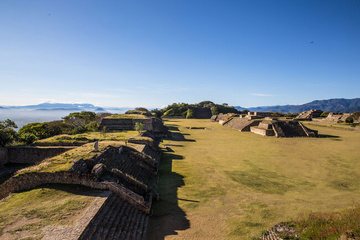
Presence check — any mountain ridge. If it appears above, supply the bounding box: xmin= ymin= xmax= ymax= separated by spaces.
xmin=236 ymin=98 xmax=360 ymax=113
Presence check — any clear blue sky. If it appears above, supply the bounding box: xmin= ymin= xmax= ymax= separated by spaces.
xmin=1 ymin=0 xmax=359 ymax=108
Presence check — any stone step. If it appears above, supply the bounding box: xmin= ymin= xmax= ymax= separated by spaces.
xmin=79 ymin=193 xmax=117 ymax=240
xmin=106 ymin=198 xmax=128 ymax=239
xmin=93 ymin=196 xmax=124 ymax=240
xmin=118 ymin=203 xmax=137 ymax=239
xmin=112 ymin=202 xmax=134 ymax=239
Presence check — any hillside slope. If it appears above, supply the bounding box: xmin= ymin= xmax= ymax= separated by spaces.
xmin=236 ymin=98 xmax=360 ymax=113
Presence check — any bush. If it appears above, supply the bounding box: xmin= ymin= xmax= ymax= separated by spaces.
xmin=19 ymin=121 xmax=75 ymax=139
xmin=135 ymin=122 xmax=145 ymax=133
xmin=19 ymin=133 xmax=38 ymax=145
xmin=85 ymin=121 xmax=99 ymax=131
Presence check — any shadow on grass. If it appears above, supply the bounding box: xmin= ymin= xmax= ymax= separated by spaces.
xmin=317 ymin=134 xmax=341 ymax=138
xmin=167 ymin=126 xmax=180 ymax=131
xmin=170 ymin=132 xmax=196 ymax=142
xmin=147 ymin=146 xmax=190 ymax=239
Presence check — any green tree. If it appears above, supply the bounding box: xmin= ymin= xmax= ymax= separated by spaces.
xmin=18 ymin=133 xmax=38 ymax=145
xmin=63 ymin=111 xmax=96 ymax=132
xmin=134 ymin=122 xmax=145 ymax=133
xmin=0 ymin=119 xmax=18 ymax=147
xmin=135 ymin=107 xmax=149 ymax=112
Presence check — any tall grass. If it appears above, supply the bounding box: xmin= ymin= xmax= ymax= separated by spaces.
xmin=295 ymin=204 xmax=360 ymax=239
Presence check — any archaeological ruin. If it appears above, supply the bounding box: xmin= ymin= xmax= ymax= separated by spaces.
xmin=212 ymin=112 xmax=318 ymax=137
xmin=0 ymin=115 xmax=168 ymax=239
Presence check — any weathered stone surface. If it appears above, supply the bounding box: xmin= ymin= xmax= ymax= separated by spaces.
xmin=324 ymin=112 xmax=352 ymax=122
xmin=91 ymin=163 xmax=106 ymax=178
xmin=69 ymin=159 xmax=89 ymax=174
xmin=0 ymin=147 xmax=8 ymax=165
xmin=260 ymin=223 xmax=299 ymax=240
xmin=296 ymin=109 xmax=323 ymax=120
xmin=3 ymin=147 xmax=73 ymax=164
xmin=188 ymin=107 xmax=212 ymax=119
xmin=99 ymin=118 xmax=168 ymax=137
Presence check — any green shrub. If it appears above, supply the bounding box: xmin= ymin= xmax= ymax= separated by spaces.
xmin=19 ymin=121 xmax=75 ymax=139
xmin=19 ymin=133 xmax=38 ymax=145
xmin=135 ymin=122 xmax=145 ymax=133
xmin=85 ymin=121 xmax=99 ymax=131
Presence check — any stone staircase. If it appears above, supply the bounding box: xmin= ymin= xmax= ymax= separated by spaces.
xmin=78 ymin=193 xmax=149 ymax=240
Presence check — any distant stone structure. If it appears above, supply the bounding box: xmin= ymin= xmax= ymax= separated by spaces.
xmin=212 ymin=113 xmax=318 ymax=138
xmin=295 ymin=109 xmax=323 ymax=120
xmin=247 ymin=111 xmax=275 ymax=119
xmin=188 ymin=107 xmax=212 ymax=119
xmin=99 ymin=117 xmax=168 ymax=137
xmin=250 ymin=119 xmax=318 ymax=137
xmin=323 ymin=112 xmax=351 ymax=122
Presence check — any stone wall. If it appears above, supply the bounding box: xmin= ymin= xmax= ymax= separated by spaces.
xmin=189 ymin=107 xmax=212 ymax=119
xmin=99 ymin=118 xmax=168 ymax=137
xmin=225 ymin=118 xmax=261 ymax=131
xmin=0 ymin=171 xmax=150 ymax=213
xmin=0 ymin=148 xmax=8 ymax=165
xmin=250 ymin=126 xmax=275 ymax=136
xmin=5 ymin=147 xmax=73 ymax=164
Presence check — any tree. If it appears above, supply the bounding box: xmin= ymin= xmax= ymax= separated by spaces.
xmin=134 ymin=122 xmax=145 ymax=133
xmin=18 ymin=121 xmax=75 ymax=139
xmin=0 ymin=119 xmax=18 ymax=147
xmin=135 ymin=107 xmax=149 ymax=112
xmin=63 ymin=111 xmax=96 ymax=132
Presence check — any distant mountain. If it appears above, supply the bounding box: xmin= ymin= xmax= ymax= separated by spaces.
xmin=1 ymin=103 xmax=105 ymax=112
xmin=235 ymin=98 xmax=360 ymax=113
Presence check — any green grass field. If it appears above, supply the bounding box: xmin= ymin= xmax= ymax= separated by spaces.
xmin=149 ymin=119 xmax=360 ymax=239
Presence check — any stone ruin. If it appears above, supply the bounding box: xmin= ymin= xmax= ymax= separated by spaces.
xmin=295 ymin=109 xmax=323 ymax=120
xmin=212 ymin=113 xmax=318 ymax=138
xmin=0 ymin=130 xmax=162 ymax=240
xmin=251 ymin=119 xmax=318 ymax=137
xmin=99 ymin=117 xmax=168 ymax=137
xmin=188 ymin=107 xmax=212 ymax=119
xmin=323 ymin=112 xmax=351 ymax=123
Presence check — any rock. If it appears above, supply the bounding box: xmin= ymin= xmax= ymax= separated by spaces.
xmin=91 ymin=163 xmax=106 ymax=178
xmin=69 ymin=159 xmax=88 ymax=174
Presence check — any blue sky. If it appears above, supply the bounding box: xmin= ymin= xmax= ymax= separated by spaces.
xmin=1 ymin=0 xmax=359 ymax=108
